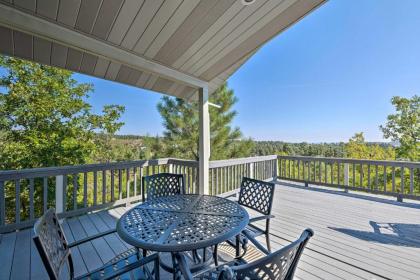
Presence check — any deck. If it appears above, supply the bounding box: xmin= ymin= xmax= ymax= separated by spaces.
xmin=1 ymin=181 xmax=419 ymax=280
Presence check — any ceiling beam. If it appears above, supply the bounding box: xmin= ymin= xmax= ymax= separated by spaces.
xmin=0 ymin=3 xmax=208 ymax=89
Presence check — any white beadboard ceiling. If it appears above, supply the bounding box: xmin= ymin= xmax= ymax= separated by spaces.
xmin=0 ymin=0 xmax=325 ymax=100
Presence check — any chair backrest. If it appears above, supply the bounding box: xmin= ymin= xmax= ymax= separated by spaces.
xmin=142 ymin=173 xmax=185 ymax=201
xmin=33 ymin=208 xmax=74 ymax=280
xmin=226 ymin=229 xmax=314 ymax=280
xmin=238 ymin=177 xmax=275 ymax=216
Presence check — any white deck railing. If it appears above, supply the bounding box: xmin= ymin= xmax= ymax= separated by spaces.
xmin=1 ymin=155 xmax=419 ymax=232
xmin=278 ymin=155 xmax=420 ymax=201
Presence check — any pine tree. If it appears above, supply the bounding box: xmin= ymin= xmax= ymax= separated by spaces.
xmin=157 ymin=83 xmax=253 ymax=160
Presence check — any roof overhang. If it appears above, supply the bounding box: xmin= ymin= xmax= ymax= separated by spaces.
xmin=0 ymin=0 xmax=325 ymax=100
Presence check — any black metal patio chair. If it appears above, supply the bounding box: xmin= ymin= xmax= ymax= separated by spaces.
xmin=235 ymin=177 xmax=275 ymax=253
xmin=176 ymin=229 xmax=314 ymax=280
xmin=33 ymin=208 xmax=160 ymax=280
xmin=142 ymin=172 xmax=185 ymax=202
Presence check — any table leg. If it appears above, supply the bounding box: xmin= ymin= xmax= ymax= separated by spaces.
xmin=235 ymin=234 xmax=241 ymax=257
xmin=171 ymin=253 xmax=181 ymax=280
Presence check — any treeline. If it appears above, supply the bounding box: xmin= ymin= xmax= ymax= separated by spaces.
xmin=105 ymin=135 xmax=397 ymax=160
xmin=252 ymin=140 xmax=395 ymax=158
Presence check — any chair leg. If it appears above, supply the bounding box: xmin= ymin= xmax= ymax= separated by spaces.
xmin=266 ymin=220 xmax=271 ymax=252
xmin=235 ymin=234 xmax=241 ymax=257
xmin=213 ymin=245 xmax=219 ymax=266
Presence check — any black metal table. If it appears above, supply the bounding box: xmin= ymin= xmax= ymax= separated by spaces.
xmin=117 ymin=194 xmax=249 ymax=275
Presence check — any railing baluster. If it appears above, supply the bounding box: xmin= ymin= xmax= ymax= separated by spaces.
xmin=43 ymin=177 xmax=48 ymax=214
xmin=93 ymin=171 xmax=97 ymax=205
xmin=118 ymin=169 xmax=122 ymax=200
xmin=360 ymin=164 xmax=363 ymax=187
xmin=102 ymin=170 xmax=106 ymax=204
xmin=126 ymin=169 xmax=130 ymax=202
xmin=110 ymin=170 xmax=115 ymax=202
xmin=367 ymin=165 xmax=371 ymax=189
xmin=409 ymin=168 xmax=414 ymax=194
xmin=330 ymin=163 xmax=333 ymax=184
xmin=15 ymin=180 xmax=20 ymax=224
xmin=0 ymin=181 xmax=5 ymax=226
xmin=140 ymin=167 xmax=145 ymax=196
xmin=307 ymin=162 xmax=311 ymax=183
xmin=318 ymin=161 xmax=322 ymax=183
xmin=133 ymin=167 xmax=137 ymax=197
xmin=187 ymin=167 xmax=191 ymax=194
xmin=63 ymin=175 xmax=67 ymax=212
xmin=29 ymin=178 xmax=34 ymax=220
xmin=73 ymin=174 xmax=78 ymax=210
xmin=375 ymin=165 xmax=379 ymax=191
xmin=392 ymin=166 xmax=395 ymax=192
xmin=401 ymin=166 xmax=404 ymax=194
xmin=352 ymin=163 xmax=355 ymax=187
xmin=83 ymin=172 xmax=88 ymax=207
xmin=337 ymin=162 xmax=341 ymax=185
xmin=383 ymin=165 xmax=387 ymax=192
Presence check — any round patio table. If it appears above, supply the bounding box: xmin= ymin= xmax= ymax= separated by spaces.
xmin=117 ymin=194 xmax=249 ymax=253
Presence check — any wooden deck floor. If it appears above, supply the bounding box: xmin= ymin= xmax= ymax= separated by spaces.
xmin=1 ymin=181 xmax=419 ymax=280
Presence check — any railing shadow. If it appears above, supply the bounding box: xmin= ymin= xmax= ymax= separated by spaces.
xmin=274 ymin=180 xmax=420 ymax=210
xmin=329 ymin=221 xmax=420 ymax=248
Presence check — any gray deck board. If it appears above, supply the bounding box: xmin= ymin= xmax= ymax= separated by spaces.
xmin=10 ymin=229 xmax=31 ymax=280
xmin=1 ymin=181 xmax=420 ymax=279
xmin=30 ymin=230 xmax=49 ymax=279
xmin=0 ymin=231 xmax=16 ymax=279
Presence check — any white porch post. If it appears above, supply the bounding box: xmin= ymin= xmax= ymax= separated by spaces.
xmin=198 ymin=87 xmax=210 ymax=195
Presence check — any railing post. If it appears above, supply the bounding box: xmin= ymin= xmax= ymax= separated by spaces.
xmin=249 ymin=162 xmax=254 ymax=179
xmin=55 ymin=175 xmax=64 ymax=214
xmin=0 ymin=181 xmax=5 ymax=226
xmin=344 ymin=163 xmax=349 ymax=192
xmin=273 ymin=159 xmax=278 ymax=181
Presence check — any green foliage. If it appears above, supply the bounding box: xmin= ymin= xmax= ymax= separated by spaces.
xmin=380 ymin=95 xmax=419 ymax=161
xmin=157 ymin=83 xmax=254 ymax=160
xmin=0 ymin=55 xmax=125 ymax=169
xmin=345 ymin=132 xmax=395 ymax=160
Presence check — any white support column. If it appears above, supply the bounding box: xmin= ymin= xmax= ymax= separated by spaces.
xmin=198 ymin=87 xmax=210 ymax=195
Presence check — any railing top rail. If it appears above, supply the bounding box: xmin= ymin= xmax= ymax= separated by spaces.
xmin=209 ymin=155 xmax=277 ymax=168
xmin=0 ymin=158 xmax=172 ymax=181
xmin=277 ymin=155 xmax=420 ymax=167
xmin=167 ymin=158 xmax=199 ymax=167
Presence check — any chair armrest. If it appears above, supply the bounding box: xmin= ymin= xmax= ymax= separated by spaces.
xmin=76 ymin=251 xmax=159 ymax=280
xmin=176 ymin=252 xmax=238 ymax=280
xmin=242 ymin=229 xmax=270 ymax=256
xmin=217 ymin=189 xmax=239 ymax=199
xmin=249 ymin=215 xmax=274 ymax=224
xmin=68 ymin=228 xmax=117 ymax=247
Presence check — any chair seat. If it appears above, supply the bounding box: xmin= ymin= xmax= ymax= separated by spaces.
xmin=217 ymin=242 xmax=266 ymax=265
xmin=76 ymin=248 xmax=152 ymax=280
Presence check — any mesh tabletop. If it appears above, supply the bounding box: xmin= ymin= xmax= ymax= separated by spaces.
xmin=117 ymin=195 xmax=249 ymax=252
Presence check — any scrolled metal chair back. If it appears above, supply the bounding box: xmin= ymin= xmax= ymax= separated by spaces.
xmin=222 ymin=229 xmax=314 ymax=280
xmin=238 ymin=177 xmax=275 ymax=215
xmin=142 ymin=173 xmax=185 ymax=201
xmin=33 ymin=208 xmax=74 ymax=280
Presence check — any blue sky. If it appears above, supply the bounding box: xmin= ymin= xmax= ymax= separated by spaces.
xmin=59 ymin=1 xmax=420 ymax=142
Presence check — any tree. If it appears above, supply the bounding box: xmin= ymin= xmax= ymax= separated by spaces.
xmin=0 ymin=55 xmax=125 ymax=170
xmin=345 ymin=132 xmax=395 ymax=160
xmin=380 ymin=95 xmax=419 ymax=161
xmin=157 ymin=83 xmax=253 ymax=160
